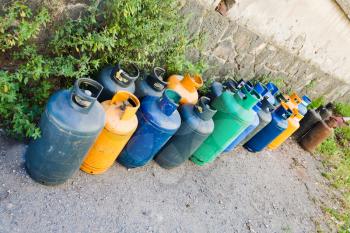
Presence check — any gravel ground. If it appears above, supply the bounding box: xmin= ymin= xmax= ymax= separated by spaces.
xmin=0 ymin=135 xmax=337 ymax=233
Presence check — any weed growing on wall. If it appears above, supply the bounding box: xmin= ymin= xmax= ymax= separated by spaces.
xmin=0 ymin=0 xmax=205 ymax=138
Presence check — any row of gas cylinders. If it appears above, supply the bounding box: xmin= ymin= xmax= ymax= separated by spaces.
xmin=24 ymin=63 xmax=334 ymax=186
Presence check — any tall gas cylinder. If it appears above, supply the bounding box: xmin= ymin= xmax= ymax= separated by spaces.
xmin=96 ymin=63 xmax=140 ymax=102
xmin=268 ymin=108 xmax=303 ymax=149
xmin=167 ymin=74 xmax=203 ymax=104
xmin=155 ymin=97 xmax=216 ymax=169
xmin=244 ymin=102 xmax=292 ymax=152
xmin=298 ymin=95 xmax=312 ymax=116
xmin=190 ymin=86 xmax=259 ymax=165
xmin=294 ymin=103 xmax=334 ymax=140
xmin=240 ymin=97 xmax=274 ymax=145
xmin=223 ymin=82 xmax=265 ymax=153
xmin=25 ymin=78 xmax=106 ymax=185
xmin=265 ymin=82 xmax=279 ymax=106
xmin=117 ymin=89 xmax=181 ymax=168
xmin=299 ymin=117 xmax=339 ymax=153
xmin=135 ymin=67 xmax=167 ymax=98
xmin=80 ymin=91 xmax=140 ymax=174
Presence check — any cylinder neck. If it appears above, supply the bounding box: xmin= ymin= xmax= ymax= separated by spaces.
xmin=180 ymin=74 xmax=203 ymax=92
xmin=223 ymin=79 xmax=238 ymax=92
xmin=194 ymin=97 xmax=217 ymax=121
xmin=275 ymin=102 xmax=292 ymax=120
xmin=275 ymin=93 xmax=288 ymax=104
xmin=110 ymin=63 xmax=139 ymax=87
xmin=70 ymin=78 xmax=103 ymax=113
xmin=301 ymin=95 xmax=311 ymax=107
xmin=289 ymin=93 xmax=302 ymax=105
xmin=145 ymin=67 xmax=167 ymax=92
xmin=260 ymin=97 xmax=274 ymax=113
xmin=158 ymin=89 xmax=181 ymax=116
xmin=235 ymin=86 xmax=260 ymax=110
xmin=254 ymin=82 xmax=268 ymax=96
xmin=110 ymin=91 xmax=140 ymax=120
xmin=266 ymin=82 xmax=279 ymax=95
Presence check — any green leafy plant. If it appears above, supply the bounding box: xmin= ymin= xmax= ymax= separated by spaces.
xmin=0 ymin=0 xmax=206 ymax=138
xmin=308 ymin=96 xmax=325 ymax=110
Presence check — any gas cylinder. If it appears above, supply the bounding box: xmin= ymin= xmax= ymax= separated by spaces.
xmin=268 ymin=108 xmax=303 ymax=149
xmin=240 ymin=97 xmax=274 ymax=145
xmin=167 ymin=74 xmax=203 ymax=105
xmin=117 ymin=89 xmax=181 ymax=168
xmin=96 ymin=63 xmax=140 ymax=102
xmin=223 ymin=82 xmax=265 ymax=153
xmin=135 ymin=67 xmax=167 ymax=98
xmin=299 ymin=117 xmax=339 ymax=153
xmin=80 ymin=91 xmax=140 ymax=174
xmin=244 ymin=102 xmax=292 ymax=152
xmin=25 ymin=78 xmax=106 ymax=185
xmin=298 ymin=95 xmax=312 ymax=116
xmin=294 ymin=103 xmax=334 ymax=140
xmin=155 ymin=97 xmax=216 ymax=169
xmin=190 ymin=86 xmax=259 ymax=165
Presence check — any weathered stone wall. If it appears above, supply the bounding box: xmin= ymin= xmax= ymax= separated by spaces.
xmin=181 ymin=0 xmax=350 ymax=102
xmin=1 ymin=0 xmax=349 ymax=101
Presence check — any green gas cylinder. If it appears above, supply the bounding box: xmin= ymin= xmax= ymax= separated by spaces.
xmin=190 ymin=86 xmax=259 ymax=165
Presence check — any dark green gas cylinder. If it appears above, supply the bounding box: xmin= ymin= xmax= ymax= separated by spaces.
xmin=155 ymin=97 xmax=216 ymax=169
xmin=190 ymin=86 xmax=259 ymax=165
xmin=96 ymin=63 xmax=140 ymax=102
xmin=25 ymin=78 xmax=106 ymax=185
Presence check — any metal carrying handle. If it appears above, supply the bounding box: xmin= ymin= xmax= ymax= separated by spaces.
xmin=145 ymin=67 xmax=167 ymax=91
xmin=110 ymin=63 xmax=140 ymax=86
xmin=110 ymin=91 xmax=140 ymax=120
xmin=71 ymin=78 xmax=103 ymax=112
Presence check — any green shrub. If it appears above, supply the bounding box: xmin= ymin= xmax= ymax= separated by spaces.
xmin=0 ymin=0 xmax=205 ymax=138
xmin=334 ymin=102 xmax=350 ymax=117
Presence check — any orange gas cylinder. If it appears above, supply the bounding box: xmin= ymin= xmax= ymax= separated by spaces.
xmin=167 ymin=73 xmax=203 ymax=104
xmin=80 ymin=91 xmax=140 ymax=174
xmin=268 ymin=108 xmax=303 ymax=149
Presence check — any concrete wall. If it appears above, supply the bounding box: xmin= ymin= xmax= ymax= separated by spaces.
xmin=182 ymin=0 xmax=350 ymax=101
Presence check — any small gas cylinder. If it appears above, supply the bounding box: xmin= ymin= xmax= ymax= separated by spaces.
xmin=294 ymin=103 xmax=334 ymax=140
xmin=117 ymin=89 xmax=181 ymax=168
xmin=81 ymin=91 xmax=140 ymax=174
xmin=244 ymin=102 xmax=292 ymax=152
xmin=299 ymin=117 xmax=339 ymax=153
xmin=155 ymin=97 xmax=216 ymax=169
xmin=167 ymin=74 xmax=203 ymax=104
xmin=135 ymin=67 xmax=167 ymax=98
xmin=25 ymin=78 xmax=106 ymax=185
xmin=96 ymin=63 xmax=140 ymax=102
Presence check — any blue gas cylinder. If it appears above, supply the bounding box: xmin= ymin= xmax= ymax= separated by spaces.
xmin=117 ymin=89 xmax=181 ymax=168
xmin=96 ymin=63 xmax=140 ymax=102
xmin=265 ymin=82 xmax=279 ymax=106
xmin=135 ymin=67 xmax=167 ymax=98
xmin=25 ymin=78 xmax=106 ymax=185
xmin=243 ymin=102 xmax=292 ymax=152
xmin=298 ymin=95 xmax=311 ymax=116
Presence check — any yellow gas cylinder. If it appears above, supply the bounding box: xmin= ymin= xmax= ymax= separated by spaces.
xmin=167 ymin=73 xmax=203 ymax=105
xmin=268 ymin=108 xmax=303 ymax=150
xmin=285 ymin=92 xmax=302 ymax=111
xmin=80 ymin=91 xmax=140 ymax=174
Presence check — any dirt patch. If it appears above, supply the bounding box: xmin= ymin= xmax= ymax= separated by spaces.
xmin=0 ymin=135 xmax=339 ymax=233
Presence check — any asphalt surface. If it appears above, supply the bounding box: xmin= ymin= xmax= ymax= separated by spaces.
xmin=0 ymin=135 xmax=334 ymax=233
